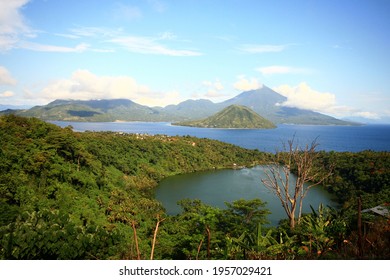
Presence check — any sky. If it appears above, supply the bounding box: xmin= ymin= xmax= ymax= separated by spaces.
xmin=0 ymin=0 xmax=390 ymax=122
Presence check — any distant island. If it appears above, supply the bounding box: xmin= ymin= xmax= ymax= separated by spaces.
xmin=173 ymin=105 xmax=276 ymax=129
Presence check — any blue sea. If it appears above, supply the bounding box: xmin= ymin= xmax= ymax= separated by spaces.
xmin=51 ymin=121 xmax=390 ymax=153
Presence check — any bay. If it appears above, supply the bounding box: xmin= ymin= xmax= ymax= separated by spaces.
xmin=52 ymin=121 xmax=390 ymax=152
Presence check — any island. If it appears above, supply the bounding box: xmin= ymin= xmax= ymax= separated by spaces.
xmin=173 ymin=105 xmax=276 ymax=129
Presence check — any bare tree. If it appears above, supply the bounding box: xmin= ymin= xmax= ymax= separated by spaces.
xmin=131 ymin=220 xmax=141 ymax=260
xmin=261 ymin=136 xmax=332 ymax=229
xmin=150 ymin=214 xmax=166 ymax=260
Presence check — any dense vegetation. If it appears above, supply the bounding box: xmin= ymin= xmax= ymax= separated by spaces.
xmin=0 ymin=115 xmax=388 ymax=259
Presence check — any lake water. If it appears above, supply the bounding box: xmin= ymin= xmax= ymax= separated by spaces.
xmin=52 ymin=121 xmax=390 ymax=153
xmin=52 ymin=121 xmax=390 ymax=224
xmin=155 ymin=166 xmax=338 ymax=225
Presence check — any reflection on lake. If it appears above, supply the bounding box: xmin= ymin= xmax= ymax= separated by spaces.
xmin=156 ymin=166 xmax=338 ymax=225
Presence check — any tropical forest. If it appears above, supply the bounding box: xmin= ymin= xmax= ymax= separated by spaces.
xmin=0 ymin=115 xmax=389 ymax=260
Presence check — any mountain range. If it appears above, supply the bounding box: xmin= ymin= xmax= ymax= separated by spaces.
xmin=1 ymin=85 xmax=357 ymax=125
xmin=173 ymin=105 xmax=276 ymax=129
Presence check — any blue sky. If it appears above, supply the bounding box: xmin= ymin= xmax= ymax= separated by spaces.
xmin=0 ymin=0 xmax=389 ymax=122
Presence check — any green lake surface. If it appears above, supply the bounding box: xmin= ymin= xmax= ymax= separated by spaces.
xmin=156 ymin=166 xmax=338 ymax=225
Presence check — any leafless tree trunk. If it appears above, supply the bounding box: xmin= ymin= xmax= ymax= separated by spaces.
xmin=131 ymin=220 xmax=141 ymax=260
xmin=261 ymin=136 xmax=332 ymax=229
xmin=196 ymin=239 xmax=203 ymax=260
xmin=206 ymin=226 xmax=211 ymax=259
xmin=357 ymin=197 xmax=363 ymax=259
xmin=150 ymin=214 xmax=165 ymax=260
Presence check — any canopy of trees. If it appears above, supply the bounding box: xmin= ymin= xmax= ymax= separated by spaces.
xmin=0 ymin=115 xmax=389 ymax=259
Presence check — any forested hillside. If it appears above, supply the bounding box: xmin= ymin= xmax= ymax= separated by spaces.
xmin=0 ymin=115 xmax=388 ymax=259
xmin=0 ymin=115 xmax=269 ymax=259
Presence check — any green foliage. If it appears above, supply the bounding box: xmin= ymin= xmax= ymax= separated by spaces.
xmin=319 ymin=150 xmax=390 ymax=206
xmin=224 ymin=223 xmax=299 ymax=260
xmin=0 ymin=115 xmax=389 ymax=260
xmin=174 ymin=199 xmax=224 ymax=259
xmin=220 ymin=199 xmax=270 ymax=236
xmin=0 ymin=209 xmax=120 ymax=259
xmin=159 ymin=198 xmax=271 ymax=260
xmin=0 ymin=115 xmax=267 ymax=259
xmin=297 ymin=205 xmax=341 ymax=258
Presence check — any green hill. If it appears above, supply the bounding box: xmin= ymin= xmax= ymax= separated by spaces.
xmin=16 ymin=99 xmax=170 ymax=122
xmin=173 ymin=105 xmax=276 ymax=129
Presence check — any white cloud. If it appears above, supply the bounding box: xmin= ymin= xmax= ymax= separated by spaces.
xmin=324 ymin=106 xmax=380 ymax=120
xmin=203 ymin=79 xmax=224 ymax=91
xmin=354 ymin=111 xmax=380 ymax=120
xmin=201 ymin=79 xmax=226 ymax=99
xmin=0 ymin=1 xmax=99 ymax=53
xmin=158 ymin=31 xmax=176 ymax=40
xmin=0 ymin=0 xmax=34 ymax=51
xmin=233 ymin=76 xmax=262 ymax=91
xmin=257 ymin=65 xmax=309 ymax=75
xmin=54 ymin=33 xmax=80 ymax=39
xmin=0 ymin=90 xmax=14 ymax=97
xmin=69 ymin=26 xmax=124 ymax=38
xmin=238 ymin=44 xmax=287 ymax=53
xmin=0 ymin=66 xmax=17 ymax=85
xmin=273 ymin=82 xmax=380 ymax=120
xmin=138 ymin=90 xmax=182 ymax=107
xmin=214 ymin=80 xmax=224 ymax=91
xmin=108 ymin=35 xmax=202 ymax=56
xmin=65 ymin=27 xmax=198 ymax=56
xmin=40 ymin=70 xmax=148 ymax=100
xmin=19 ymin=41 xmax=90 ymax=53
xmin=274 ymin=82 xmax=336 ymax=112
xmin=38 ymin=69 xmax=180 ymax=106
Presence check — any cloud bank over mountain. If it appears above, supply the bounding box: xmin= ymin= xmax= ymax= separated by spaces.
xmin=0 ymin=0 xmax=388 ymax=122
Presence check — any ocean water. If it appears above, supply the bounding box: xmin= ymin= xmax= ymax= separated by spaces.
xmin=52 ymin=121 xmax=390 ymax=152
